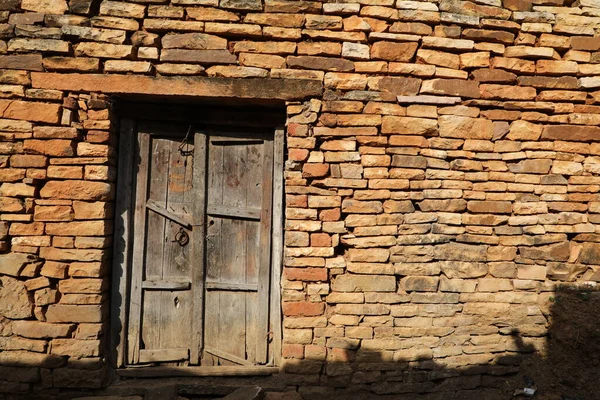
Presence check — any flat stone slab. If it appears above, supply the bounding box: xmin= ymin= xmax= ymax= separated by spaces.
xmin=31 ymin=73 xmax=323 ymax=101
xmin=397 ymin=95 xmax=462 ymax=104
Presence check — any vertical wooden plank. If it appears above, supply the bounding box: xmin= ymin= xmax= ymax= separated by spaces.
xmin=142 ymin=136 xmax=170 ymax=352
xmin=270 ymin=127 xmax=285 ymax=366
xmin=244 ymin=142 xmax=262 ymax=364
xmin=218 ymin=143 xmax=248 ymax=363
xmin=256 ymin=137 xmax=274 ymax=364
xmin=203 ymin=139 xmax=222 ymax=366
xmin=158 ymin=138 xmax=193 ymax=354
xmin=127 ymin=131 xmax=150 ymax=365
xmin=111 ymin=118 xmax=135 ymax=368
xmin=191 ymin=131 xmax=206 ymax=365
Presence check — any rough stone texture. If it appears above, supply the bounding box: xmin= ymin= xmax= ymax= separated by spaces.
xmin=0 ymin=276 xmax=33 ymax=319
xmin=0 ymin=0 xmax=597 ymax=399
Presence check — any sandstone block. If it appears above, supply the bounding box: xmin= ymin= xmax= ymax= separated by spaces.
xmin=46 ymin=304 xmax=105 ymax=323
xmin=282 ymin=301 xmax=324 ymax=317
xmin=0 ymin=276 xmax=33 ymax=319
xmin=23 ymin=140 xmax=74 ymax=156
xmin=504 ymin=46 xmax=554 ymax=59
xmin=420 ymin=79 xmax=480 ymax=98
xmin=0 ymin=55 xmax=43 ymax=71
xmin=400 ymin=276 xmax=439 ymax=292
xmin=0 ymin=100 xmax=61 ymax=124
xmin=347 ymin=248 xmax=389 ymax=262
xmin=542 ymin=125 xmax=600 ymax=142
xmin=50 ymin=339 xmax=100 ymax=357
xmin=0 ymin=183 xmax=35 ymax=197
xmin=0 ymin=351 xmax=65 ymax=368
xmin=40 ymin=181 xmax=113 ymax=201
xmin=35 ymin=288 xmax=59 ymax=306
xmin=578 ymin=242 xmax=600 ymax=264
xmin=516 ymin=265 xmax=546 ymax=281
xmin=162 ymin=33 xmax=227 ymax=50
xmin=371 ymin=42 xmax=418 ymax=62
xmin=332 ymin=275 xmax=396 ymax=292
xmin=508 ymin=159 xmax=552 ymax=174
xmin=381 ymin=116 xmax=437 ymax=135
xmin=480 ymin=84 xmax=537 ymax=100
xmin=8 ymin=38 xmax=70 ymax=54
xmin=439 ymin=116 xmax=493 ymax=139
xmin=22 ymin=0 xmax=68 ymax=14
xmin=12 ymin=320 xmax=74 ymax=339
xmin=100 ymin=0 xmax=145 ymax=18
xmin=467 ymin=201 xmax=512 ymax=214
xmin=506 ymin=120 xmax=543 ymax=141
xmin=435 ymin=243 xmax=488 ymax=262
xmin=0 ymin=253 xmax=36 ymax=276
xmin=74 ymin=43 xmax=133 ymax=59
xmin=439 ymin=276 xmax=477 ymax=292
xmin=342 ymin=199 xmax=383 ymax=214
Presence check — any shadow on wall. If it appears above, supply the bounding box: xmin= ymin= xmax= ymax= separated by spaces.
xmin=281 ymin=285 xmax=600 ymax=400
xmin=14 ymin=285 xmax=600 ymax=400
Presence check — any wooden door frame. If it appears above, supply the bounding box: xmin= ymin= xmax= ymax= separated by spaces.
xmin=111 ymin=110 xmax=285 ymax=373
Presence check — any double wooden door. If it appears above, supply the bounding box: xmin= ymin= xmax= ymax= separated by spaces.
xmin=124 ymin=121 xmax=274 ymax=367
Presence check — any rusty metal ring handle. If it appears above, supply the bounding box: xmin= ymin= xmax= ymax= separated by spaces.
xmin=173 ymin=228 xmax=189 ymax=246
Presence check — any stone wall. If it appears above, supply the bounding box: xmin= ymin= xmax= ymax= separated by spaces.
xmin=0 ymin=0 xmax=598 ymax=398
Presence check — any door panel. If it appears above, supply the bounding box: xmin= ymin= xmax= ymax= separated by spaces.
xmin=141 ymin=134 xmax=194 ymax=360
xmin=204 ymin=134 xmax=273 ymax=366
xmin=129 ymin=124 xmax=197 ymax=365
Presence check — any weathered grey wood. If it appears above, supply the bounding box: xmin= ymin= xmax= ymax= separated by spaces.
xmin=142 ymin=135 xmax=170 ymax=357
xmin=123 ymin=120 xmax=278 ymax=370
xmin=206 ymin=204 xmax=261 ymax=220
xmin=116 ymin=366 xmax=279 ymax=378
xmin=190 ymin=131 xmax=206 ymax=365
xmin=205 ymin=282 xmax=258 ymax=292
xmin=32 ymin=73 xmax=324 ymax=101
xmin=244 ymin=143 xmax=262 ymax=365
xmin=160 ymin=137 xmax=194 ymax=354
xmin=269 ymin=127 xmax=285 ymax=367
xmin=142 ymin=280 xmax=191 ymax=290
xmin=203 ymin=138 xmax=222 ymax=367
xmin=204 ymin=346 xmax=253 ymax=366
xmin=203 ymin=133 xmax=274 ymax=367
xmin=256 ymin=137 xmax=274 ymax=364
xmin=220 ymin=143 xmax=247 ymax=365
xmin=112 ymin=118 xmax=136 ymax=368
xmin=139 ymin=348 xmax=189 ymax=363
xmin=127 ymin=131 xmax=150 ymax=365
xmin=146 ymin=199 xmax=193 ymax=229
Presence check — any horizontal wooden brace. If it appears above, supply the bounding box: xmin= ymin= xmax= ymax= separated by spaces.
xmin=204 ymin=345 xmax=253 ymax=366
xmin=207 ymin=204 xmax=261 ymax=220
xmin=142 ymin=280 xmax=191 ymax=290
xmin=205 ymin=281 xmax=258 ymax=292
xmin=139 ymin=348 xmax=188 ymax=363
xmin=209 ymin=137 xmax=265 ymax=145
xmin=147 ymin=199 xmax=193 ymax=229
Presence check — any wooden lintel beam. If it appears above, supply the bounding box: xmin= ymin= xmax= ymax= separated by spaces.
xmin=30 ymin=73 xmax=323 ymax=101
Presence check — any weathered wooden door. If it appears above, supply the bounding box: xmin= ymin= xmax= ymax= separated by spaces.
xmin=124 ymin=121 xmax=274 ymax=367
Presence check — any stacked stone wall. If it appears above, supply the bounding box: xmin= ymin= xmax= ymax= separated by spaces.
xmin=0 ymin=0 xmax=598 ymax=398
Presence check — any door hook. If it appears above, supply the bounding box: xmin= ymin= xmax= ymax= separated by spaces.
xmin=172 ymin=227 xmax=189 ymax=246
xmin=178 ymin=125 xmax=194 ymax=157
